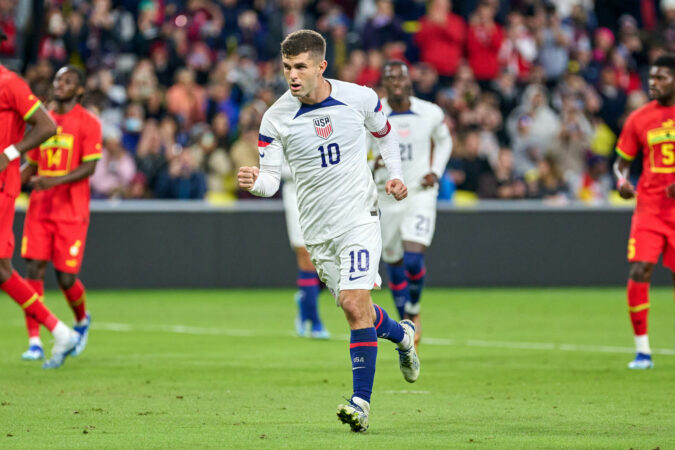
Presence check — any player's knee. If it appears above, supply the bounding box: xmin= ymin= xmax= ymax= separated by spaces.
xmin=296 ymin=247 xmax=315 ymax=272
xmin=403 ymin=251 xmax=425 ymax=274
xmin=0 ymin=259 xmax=12 ymax=284
xmin=340 ymin=296 xmax=360 ymax=321
xmin=629 ymin=263 xmax=653 ymax=282
xmin=25 ymin=260 xmax=47 ymax=280
xmin=56 ymin=271 xmax=76 ymax=290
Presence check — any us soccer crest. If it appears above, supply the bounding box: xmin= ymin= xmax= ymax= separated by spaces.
xmin=313 ymin=116 xmax=333 ymax=139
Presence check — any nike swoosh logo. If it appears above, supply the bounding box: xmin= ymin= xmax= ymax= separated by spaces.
xmin=259 ymin=152 xmax=265 ymax=158
xmin=352 ymin=367 xmax=365 ymax=370
xmin=349 ymin=275 xmax=366 ymax=281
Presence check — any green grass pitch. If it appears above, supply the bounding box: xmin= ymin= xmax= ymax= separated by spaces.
xmin=0 ymin=287 xmax=674 ymax=449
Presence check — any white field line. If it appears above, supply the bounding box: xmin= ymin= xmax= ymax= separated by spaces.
xmin=88 ymin=322 xmax=675 ymax=357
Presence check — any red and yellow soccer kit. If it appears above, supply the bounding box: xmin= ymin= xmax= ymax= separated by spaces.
xmin=21 ymin=104 xmax=102 ymax=274
xmin=616 ymin=100 xmax=675 ymax=340
xmin=616 ymin=100 xmax=675 ymax=269
xmin=0 ymin=65 xmax=42 ymax=258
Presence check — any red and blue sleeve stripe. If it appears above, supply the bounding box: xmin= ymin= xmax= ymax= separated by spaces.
xmin=258 ymin=133 xmax=274 ymax=147
xmin=374 ymin=99 xmax=382 ymax=112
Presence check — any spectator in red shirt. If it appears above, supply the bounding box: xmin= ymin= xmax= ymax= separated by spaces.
xmin=467 ymin=0 xmax=504 ymax=83
xmin=414 ymin=0 xmax=466 ymax=83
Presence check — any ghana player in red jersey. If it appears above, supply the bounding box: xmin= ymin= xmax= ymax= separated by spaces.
xmin=0 ymin=31 xmax=80 ymax=369
xmin=614 ymin=54 xmax=675 ymax=369
xmin=19 ymin=66 xmax=102 ymax=361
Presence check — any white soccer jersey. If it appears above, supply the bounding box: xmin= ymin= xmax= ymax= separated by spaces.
xmin=258 ymin=79 xmax=392 ymax=245
xmin=371 ymin=96 xmax=452 ymax=191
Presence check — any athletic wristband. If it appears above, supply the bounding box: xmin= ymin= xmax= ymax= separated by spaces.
xmin=3 ymin=145 xmax=19 ymax=161
xmin=616 ymin=177 xmax=627 ymax=190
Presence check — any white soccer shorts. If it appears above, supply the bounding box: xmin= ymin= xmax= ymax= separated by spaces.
xmin=306 ymin=221 xmax=382 ymax=301
xmin=379 ymin=187 xmax=438 ymax=264
xmin=282 ymin=181 xmax=305 ymax=249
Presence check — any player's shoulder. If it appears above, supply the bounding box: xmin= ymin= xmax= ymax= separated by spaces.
xmin=410 ymin=96 xmax=443 ymax=117
xmin=0 ymin=66 xmax=27 ymax=92
xmin=625 ymin=100 xmax=660 ymax=124
xmin=330 ymin=79 xmax=378 ymax=110
xmin=74 ymin=104 xmax=102 ymax=125
xmin=262 ymin=90 xmax=297 ymax=123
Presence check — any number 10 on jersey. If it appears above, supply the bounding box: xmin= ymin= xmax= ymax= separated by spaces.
xmin=318 ymin=143 xmax=340 ymax=167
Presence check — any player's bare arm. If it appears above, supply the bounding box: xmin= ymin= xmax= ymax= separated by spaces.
xmin=30 ymin=160 xmax=98 ymax=191
xmin=20 ymin=161 xmax=37 ymax=185
xmin=238 ymin=166 xmax=259 ymax=190
xmin=614 ymin=158 xmax=635 ymax=199
xmin=0 ymin=106 xmax=56 ymax=173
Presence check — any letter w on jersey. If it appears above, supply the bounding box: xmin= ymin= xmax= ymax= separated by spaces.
xmin=314 ymin=116 xmax=333 ymax=139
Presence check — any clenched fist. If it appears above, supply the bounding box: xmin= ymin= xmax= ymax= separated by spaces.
xmin=238 ymin=166 xmax=259 ymax=190
xmin=385 ymin=178 xmax=408 ymax=201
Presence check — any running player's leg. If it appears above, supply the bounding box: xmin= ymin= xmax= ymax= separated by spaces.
xmin=294 ymin=246 xmax=328 ymax=338
xmin=380 ymin=198 xmax=409 ymax=319
xmin=625 ymin=218 xmax=662 ymax=369
xmin=400 ymin=191 xmax=436 ymax=346
xmin=627 ymin=262 xmax=654 ymax=368
xmin=0 ymin=259 xmax=78 ymax=368
xmin=403 ymin=241 xmax=426 ymax=345
xmin=337 ymin=223 xmax=418 ymax=426
xmin=52 ymin=220 xmax=91 ymax=356
xmin=22 ymin=259 xmax=48 ymax=360
xmin=20 ymin=216 xmax=51 ymax=358
xmin=1 ymin=194 xmax=78 ymax=368
xmin=284 ymin=182 xmax=328 ymax=338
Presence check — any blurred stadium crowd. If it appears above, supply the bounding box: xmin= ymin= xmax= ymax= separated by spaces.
xmin=0 ymin=0 xmax=672 ymax=203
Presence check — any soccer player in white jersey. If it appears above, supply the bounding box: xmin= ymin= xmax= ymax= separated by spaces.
xmin=237 ymin=30 xmax=420 ymax=432
xmin=371 ymin=61 xmax=452 ymax=348
xmin=281 ymin=158 xmax=330 ymax=339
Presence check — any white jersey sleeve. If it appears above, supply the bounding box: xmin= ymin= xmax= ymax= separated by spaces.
xmin=362 ymin=88 xmax=389 ymax=135
xmin=429 ymin=106 xmax=452 ymax=179
xmin=250 ymin=114 xmax=284 ymax=197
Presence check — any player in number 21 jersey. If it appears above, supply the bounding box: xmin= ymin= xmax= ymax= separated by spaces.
xmin=238 ymin=30 xmax=419 ymax=432
xmin=20 ymin=66 xmax=102 ymax=361
xmin=370 ymin=61 xmax=452 ymax=348
xmin=614 ymin=54 xmax=675 ymax=370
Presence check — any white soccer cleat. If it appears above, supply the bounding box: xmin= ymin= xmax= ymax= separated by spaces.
xmin=628 ymin=352 xmax=654 ymax=370
xmin=21 ymin=345 xmax=44 ymax=361
xmin=43 ymin=330 xmax=79 ymax=369
xmin=337 ymin=397 xmax=370 ymax=432
xmin=73 ymin=313 xmax=91 ymax=356
xmin=397 ymin=320 xmax=420 ymax=383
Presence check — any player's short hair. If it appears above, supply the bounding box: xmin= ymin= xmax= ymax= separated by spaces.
xmin=61 ymin=65 xmax=86 ymax=87
xmin=281 ymin=30 xmax=326 ymax=61
xmin=383 ymin=60 xmax=407 ymax=70
xmin=383 ymin=60 xmax=409 ymax=75
xmin=653 ymin=54 xmax=675 ymax=73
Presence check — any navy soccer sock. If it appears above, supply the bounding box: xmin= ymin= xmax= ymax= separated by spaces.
xmin=404 ymin=251 xmax=426 ymax=314
xmin=373 ymin=303 xmax=405 ymax=343
xmin=386 ymin=263 xmax=410 ymax=319
xmin=297 ymin=271 xmax=321 ymax=326
xmin=350 ymin=328 xmax=378 ymax=403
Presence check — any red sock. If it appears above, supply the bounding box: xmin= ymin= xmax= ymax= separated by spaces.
xmin=25 ymin=279 xmax=44 ymax=339
xmin=63 ymin=279 xmax=86 ymax=322
xmin=1 ymin=271 xmax=58 ymax=331
xmin=627 ymin=280 xmax=649 ymax=335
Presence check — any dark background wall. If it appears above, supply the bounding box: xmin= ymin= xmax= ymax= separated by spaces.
xmin=11 ymin=201 xmax=673 ymax=288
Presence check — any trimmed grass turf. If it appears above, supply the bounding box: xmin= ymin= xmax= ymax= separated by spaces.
xmin=0 ymin=287 xmax=674 ymax=449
